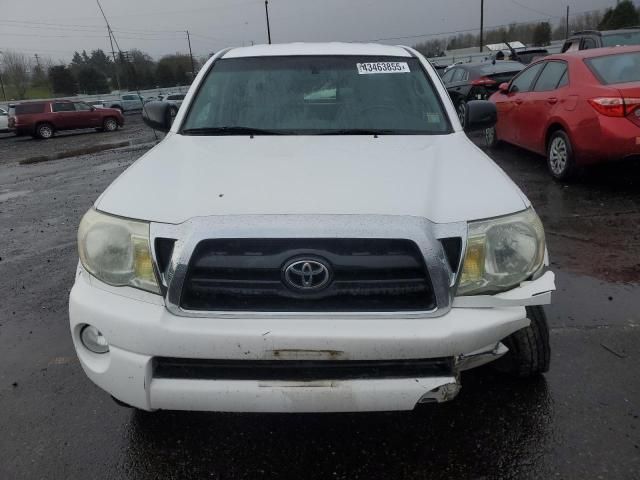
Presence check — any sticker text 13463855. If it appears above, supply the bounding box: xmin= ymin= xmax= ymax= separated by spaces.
xmin=357 ymin=62 xmax=410 ymax=74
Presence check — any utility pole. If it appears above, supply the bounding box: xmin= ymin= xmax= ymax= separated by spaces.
xmin=97 ymin=0 xmax=121 ymax=91
xmin=566 ymin=5 xmax=570 ymax=39
xmin=34 ymin=53 xmax=41 ymax=69
xmin=265 ymin=0 xmax=272 ymax=44
xmin=479 ymin=0 xmax=484 ymax=53
xmin=186 ymin=30 xmax=196 ymax=80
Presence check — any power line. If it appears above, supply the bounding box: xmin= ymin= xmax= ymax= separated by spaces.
xmin=508 ymin=0 xmax=555 ymax=19
xmin=364 ymin=7 xmax=605 ymax=43
xmin=0 ymin=18 xmax=185 ymax=34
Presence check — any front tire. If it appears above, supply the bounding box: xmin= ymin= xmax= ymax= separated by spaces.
xmin=456 ymin=100 xmax=467 ymax=129
xmin=36 ymin=123 xmax=54 ymax=139
xmin=547 ymin=130 xmax=576 ymax=180
xmin=493 ymin=305 xmax=550 ymax=378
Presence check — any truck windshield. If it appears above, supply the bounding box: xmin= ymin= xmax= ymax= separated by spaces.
xmin=181 ymin=55 xmax=451 ymax=135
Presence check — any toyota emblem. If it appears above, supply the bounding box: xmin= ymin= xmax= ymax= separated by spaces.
xmin=283 ymin=258 xmax=331 ymax=291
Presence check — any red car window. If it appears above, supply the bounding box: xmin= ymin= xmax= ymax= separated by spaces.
xmin=585 ymin=51 xmax=640 ymax=84
xmin=510 ymin=63 xmax=545 ymax=93
xmin=533 ymin=62 xmax=568 ymax=91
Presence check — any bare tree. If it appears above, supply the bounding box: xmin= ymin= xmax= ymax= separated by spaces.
xmin=2 ymin=51 xmax=31 ymax=99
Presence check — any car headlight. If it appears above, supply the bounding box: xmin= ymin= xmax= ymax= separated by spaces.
xmin=457 ymin=208 xmax=545 ymax=296
xmin=77 ymin=208 xmax=160 ymax=294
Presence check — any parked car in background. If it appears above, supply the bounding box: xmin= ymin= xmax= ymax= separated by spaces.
xmin=486 ymin=46 xmax=640 ymax=180
xmin=108 ymin=93 xmax=144 ymax=113
xmin=429 ymin=61 xmax=448 ymax=77
xmin=8 ymin=100 xmax=124 ymax=139
xmin=512 ymin=48 xmax=550 ymax=65
xmin=441 ymin=60 xmax=525 ymax=127
xmin=0 ymin=107 xmax=9 ymax=132
xmin=561 ymin=28 xmax=640 ymax=52
xmin=164 ymin=93 xmax=186 ymax=116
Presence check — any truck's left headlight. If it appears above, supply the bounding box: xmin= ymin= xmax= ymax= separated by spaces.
xmin=78 ymin=208 xmax=160 ymax=294
xmin=457 ymin=208 xmax=545 ymax=296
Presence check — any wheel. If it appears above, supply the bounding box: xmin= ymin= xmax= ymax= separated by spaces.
xmin=36 ymin=123 xmax=54 ymax=139
xmin=484 ymin=125 xmax=500 ymax=149
xmin=493 ymin=306 xmax=550 ymax=378
xmin=103 ymin=117 xmax=118 ymax=132
xmin=456 ymin=100 xmax=467 ymax=129
xmin=547 ymin=130 xmax=576 ymax=180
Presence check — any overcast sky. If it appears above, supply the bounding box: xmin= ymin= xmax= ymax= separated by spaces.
xmin=0 ymin=0 xmax=624 ymax=62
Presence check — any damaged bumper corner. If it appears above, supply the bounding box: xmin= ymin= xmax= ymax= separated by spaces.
xmin=452 ymin=271 xmax=555 ymax=309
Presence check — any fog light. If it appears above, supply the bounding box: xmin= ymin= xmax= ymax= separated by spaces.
xmin=80 ymin=325 xmax=109 ymax=354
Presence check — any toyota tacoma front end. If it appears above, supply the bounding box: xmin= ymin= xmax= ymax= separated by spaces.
xmin=69 ymin=43 xmax=555 ymax=412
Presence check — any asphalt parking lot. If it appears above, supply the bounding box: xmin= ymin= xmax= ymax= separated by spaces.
xmin=0 ymin=127 xmax=638 ymax=479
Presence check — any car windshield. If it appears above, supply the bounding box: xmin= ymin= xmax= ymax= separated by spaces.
xmin=602 ymin=31 xmax=640 ymax=47
xmin=181 ymin=55 xmax=450 ymax=135
xmin=585 ymin=51 xmax=640 ymax=84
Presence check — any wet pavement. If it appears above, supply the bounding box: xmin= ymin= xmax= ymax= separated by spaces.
xmin=0 ymin=134 xmax=639 ymax=479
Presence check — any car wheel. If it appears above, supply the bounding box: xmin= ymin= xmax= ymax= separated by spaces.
xmin=484 ymin=125 xmax=500 ymax=149
xmin=103 ymin=117 xmax=118 ymax=132
xmin=547 ymin=130 xmax=576 ymax=181
xmin=36 ymin=123 xmax=54 ymax=140
xmin=493 ymin=306 xmax=550 ymax=378
xmin=456 ymin=100 xmax=467 ymax=129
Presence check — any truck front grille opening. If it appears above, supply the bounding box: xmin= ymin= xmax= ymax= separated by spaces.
xmin=179 ymin=238 xmax=436 ymax=312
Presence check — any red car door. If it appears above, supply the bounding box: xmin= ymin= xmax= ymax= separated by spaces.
xmin=518 ymin=61 xmax=569 ymax=154
xmin=503 ymin=62 xmax=546 ymax=148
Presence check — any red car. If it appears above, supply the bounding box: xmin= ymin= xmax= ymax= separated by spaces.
xmin=9 ymin=100 xmax=124 ymax=139
xmin=485 ymin=46 xmax=640 ymax=179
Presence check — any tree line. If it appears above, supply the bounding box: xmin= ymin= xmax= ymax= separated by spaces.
xmin=1 ymin=48 xmax=206 ymax=100
xmin=414 ymin=0 xmax=640 ymax=57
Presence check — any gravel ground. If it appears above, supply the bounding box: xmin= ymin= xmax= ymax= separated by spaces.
xmin=0 ymin=132 xmax=638 ymax=479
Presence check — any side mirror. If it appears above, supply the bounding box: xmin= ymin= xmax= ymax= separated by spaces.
xmin=142 ymin=101 xmax=172 ymax=132
xmin=464 ymin=100 xmax=497 ymax=132
xmin=90 ymin=106 xmax=96 ymax=111
xmin=499 ymin=82 xmax=510 ymax=93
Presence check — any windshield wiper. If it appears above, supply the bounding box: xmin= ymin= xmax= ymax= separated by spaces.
xmin=316 ymin=129 xmax=398 ymax=135
xmin=181 ymin=126 xmax=284 ymax=136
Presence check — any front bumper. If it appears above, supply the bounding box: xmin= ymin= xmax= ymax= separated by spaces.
xmin=69 ymin=268 xmax=554 ymax=412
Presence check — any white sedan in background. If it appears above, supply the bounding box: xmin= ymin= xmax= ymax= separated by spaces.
xmin=0 ymin=108 xmax=9 ymax=132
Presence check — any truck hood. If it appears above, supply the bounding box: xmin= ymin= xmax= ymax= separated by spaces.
xmin=96 ymin=132 xmax=528 ymax=224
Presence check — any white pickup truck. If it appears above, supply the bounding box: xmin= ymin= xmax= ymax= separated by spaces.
xmin=70 ymin=42 xmax=555 ymax=413
xmin=107 ymin=93 xmax=144 ymax=113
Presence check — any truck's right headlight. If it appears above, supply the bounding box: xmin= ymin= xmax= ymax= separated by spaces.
xmin=457 ymin=208 xmax=545 ymax=296
xmin=77 ymin=208 xmax=160 ymax=294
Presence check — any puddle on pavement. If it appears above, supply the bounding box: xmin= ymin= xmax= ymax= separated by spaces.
xmin=547 ymin=269 xmax=639 ymax=329
xmin=0 ymin=189 xmax=31 ymax=202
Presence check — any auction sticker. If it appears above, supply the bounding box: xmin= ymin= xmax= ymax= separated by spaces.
xmin=357 ymin=62 xmax=410 ymax=74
